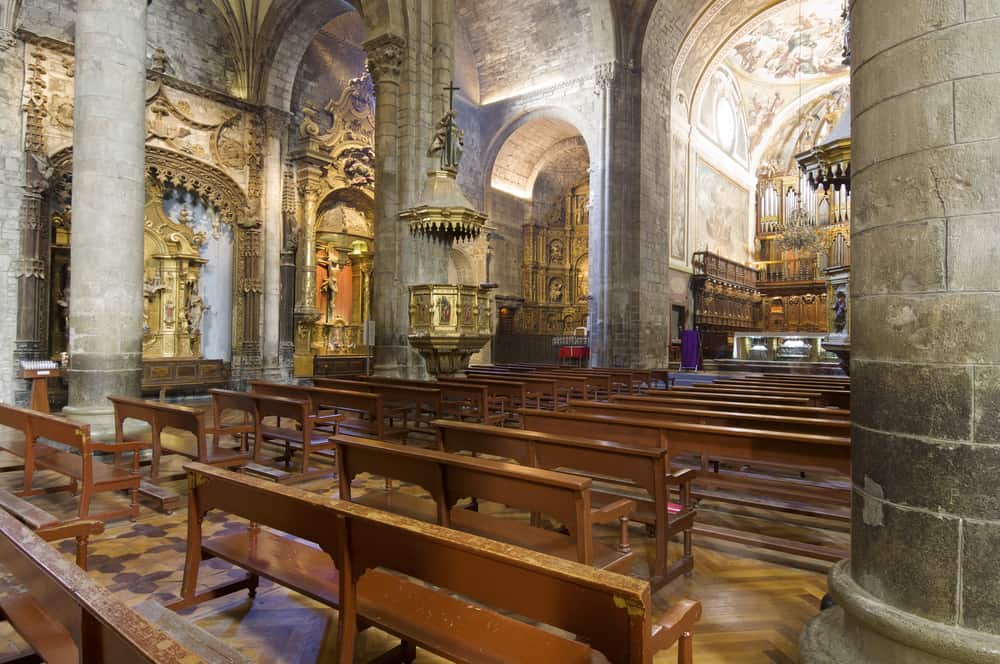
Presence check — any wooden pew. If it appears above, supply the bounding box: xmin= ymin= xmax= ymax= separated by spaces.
xmin=646 ymin=387 xmax=814 ymax=405
xmin=668 ymin=385 xmax=826 ymax=406
xmin=357 ymin=375 xmax=504 ymax=425
xmin=108 ymin=396 xmax=249 ymax=514
xmin=445 ymin=375 xmax=529 ymax=415
xmin=569 ymin=399 xmax=850 ymax=438
xmin=0 ymin=404 xmax=146 ymax=521
xmin=314 ymin=377 xmax=442 ymax=430
xmin=249 ymin=380 xmax=407 ymax=442
xmin=0 ymin=488 xmax=103 ymax=570
xmin=519 ymin=409 xmax=850 ymax=562
xmin=614 ymin=393 xmax=851 ymax=420
xmin=173 ymin=462 xmax=701 ymax=664
xmin=433 ymin=420 xmax=696 ymax=588
xmin=701 ymin=381 xmax=850 ymax=409
xmin=464 ymin=370 xmax=562 ymax=409
xmin=334 ymin=434 xmax=635 ymax=573
xmin=0 ymin=510 xmax=249 ymax=663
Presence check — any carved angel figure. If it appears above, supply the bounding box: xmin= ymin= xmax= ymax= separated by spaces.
xmin=187 ymin=291 xmax=210 ymax=336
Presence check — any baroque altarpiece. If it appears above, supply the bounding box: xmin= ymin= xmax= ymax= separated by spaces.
xmin=15 ymin=36 xmax=275 ymax=397
xmin=516 ymin=180 xmax=589 ymax=335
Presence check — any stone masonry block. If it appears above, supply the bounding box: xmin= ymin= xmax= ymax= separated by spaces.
xmin=851 ymin=220 xmax=946 ymax=296
xmin=853 ymin=359 xmax=972 ymax=440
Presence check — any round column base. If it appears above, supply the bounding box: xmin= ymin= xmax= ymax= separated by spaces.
xmin=801 ymin=561 xmax=1000 ymax=664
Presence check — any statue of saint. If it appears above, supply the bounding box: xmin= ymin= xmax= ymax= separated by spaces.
xmin=186 ymin=291 xmax=209 ymax=336
xmin=438 ymin=296 xmax=452 ymax=325
xmin=428 ymin=110 xmax=464 ymax=170
xmin=550 ymin=279 xmax=564 ymax=304
xmin=322 ymin=266 xmax=340 ymax=323
xmin=832 ymin=290 xmax=848 ymax=334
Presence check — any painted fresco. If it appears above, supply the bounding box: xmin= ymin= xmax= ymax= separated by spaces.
xmin=670 ymin=134 xmax=688 ymax=261
xmin=695 ymin=159 xmax=750 ymax=263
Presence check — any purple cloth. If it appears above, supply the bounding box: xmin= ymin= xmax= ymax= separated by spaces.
xmin=681 ymin=330 xmax=701 ymax=370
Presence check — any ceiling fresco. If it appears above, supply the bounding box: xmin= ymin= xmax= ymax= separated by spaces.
xmin=726 ymin=0 xmax=847 ymax=83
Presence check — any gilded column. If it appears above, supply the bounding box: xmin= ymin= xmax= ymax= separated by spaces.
xmin=292 ymin=167 xmax=322 ymax=376
xmin=364 ymin=33 xmax=406 ymax=375
xmin=64 ymin=0 xmax=147 ymax=427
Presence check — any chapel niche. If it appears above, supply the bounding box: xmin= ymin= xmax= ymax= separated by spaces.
xmin=518 ymin=179 xmax=589 ymax=335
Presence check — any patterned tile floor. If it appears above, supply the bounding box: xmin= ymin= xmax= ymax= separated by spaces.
xmin=0 ymin=406 xmax=841 ymax=663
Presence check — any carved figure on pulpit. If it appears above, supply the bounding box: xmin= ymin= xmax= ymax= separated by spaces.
xmin=438 ymin=296 xmax=452 ymax=325
xmin=428 ymin=110 xmax=464 ymax=170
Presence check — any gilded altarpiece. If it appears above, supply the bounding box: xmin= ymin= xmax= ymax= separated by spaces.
xmin=291 ymin=72 xmax=376 ymax=365
xmin=517 ymin=181 xmax=589 ymax=335
xmin=15 ymin=38 xmax=269 ymax=395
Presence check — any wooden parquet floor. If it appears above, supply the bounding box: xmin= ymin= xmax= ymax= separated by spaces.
xmin=0 ymin=407 xmax=838 ymax=663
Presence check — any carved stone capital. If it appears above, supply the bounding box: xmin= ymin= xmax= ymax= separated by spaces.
xmin=364 ymin=34 xmax=406 ymax=84
xmin=593 ymin=61 xmax=622 ymax=95
xmin=262 ymin=107 xmax=291 ymax=137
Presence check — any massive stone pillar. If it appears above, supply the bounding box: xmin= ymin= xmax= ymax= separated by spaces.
xmin=364 ymin=34 xmax=406 ymax=376
xmin=591 ymin=61 xmax=642 ymax=368
xmin=64 ymin=0 xmax=147 ymax=425
xmin=801 ymin=2 xmax=1000 ymax=661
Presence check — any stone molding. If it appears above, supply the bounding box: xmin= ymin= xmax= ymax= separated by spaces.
xmin=802 ymin=560 xmax=1000 ymax=664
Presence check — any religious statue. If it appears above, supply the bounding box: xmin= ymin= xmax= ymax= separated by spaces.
xmin=549 ymin=239 xmax=564 ymax=263
xmin=186 ymin=291 xmax=209 ymax=337
xmin=322 ymin=264 xmax=340 ymax=323
xmin=56 ymin=286 xmax=69 ymax=331
xmin=142 ymin=276 xmax=166 ymax=334
xmin=428 ymin=82 xmax=465 ymax=170
xmin=549 ymin=279 xmax=564 ymax=304
xmin=832 ymin=290 xmax=848 ymax=334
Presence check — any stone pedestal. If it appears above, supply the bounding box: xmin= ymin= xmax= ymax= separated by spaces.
xmin=64 ymin=0 xmax=147 ymax=430
xmin=801 ymin=1 xmax=1000 ymax=660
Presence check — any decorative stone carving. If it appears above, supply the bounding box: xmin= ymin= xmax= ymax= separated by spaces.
xmin=364 ymin=34 xmax=406 ymax=83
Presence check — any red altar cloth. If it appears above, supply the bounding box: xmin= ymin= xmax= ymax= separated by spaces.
xmin=558 ymin=346 xmax=590 ymax=361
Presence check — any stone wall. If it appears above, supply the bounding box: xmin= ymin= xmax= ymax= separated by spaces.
xmin=0 ymin=44 xmax=25 ymax=405
xmin=19 ymin=0 xmax=237 ymax=94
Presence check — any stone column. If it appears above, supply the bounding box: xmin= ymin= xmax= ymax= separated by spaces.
xmin=262 ymin=109 xmax=287 ymax=378
xmin=364 ymin=34 xmax=406 ymax=375
xmin=592 ymin=61 xmax=642 ymax=368
xmin=801 ymin=2 xmax=1000 ymax=661
xmin=64 ymin=0 xmax=147 ymax=426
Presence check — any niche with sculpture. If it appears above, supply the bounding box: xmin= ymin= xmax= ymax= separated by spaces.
xmin=312 ymin=189 xmax=374 ymax=355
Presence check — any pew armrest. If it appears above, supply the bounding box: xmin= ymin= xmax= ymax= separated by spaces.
xmin=590 ymin=498 xmax=635 ymax=524
xmin=649 ymin=599 xmax=702 ymax=653
xmin=310 ymin=412 xmax=346 ymax=426
xmin=667 ymin=468 xmax=697 ymax=485
xmin=36 ymin=518 xmax=105 ymax=541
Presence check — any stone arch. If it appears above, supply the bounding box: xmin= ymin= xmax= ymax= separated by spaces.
xmin=263 ymin=0 xmax=407 ymax=111
xmin=483 ymin=107 xmax=596 ymax=201
xmin=447 ymin=247 xmax=475 ymax=286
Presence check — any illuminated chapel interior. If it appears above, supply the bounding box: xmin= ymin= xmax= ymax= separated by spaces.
xmin=0 ymin=1 xmax=996 ymax=663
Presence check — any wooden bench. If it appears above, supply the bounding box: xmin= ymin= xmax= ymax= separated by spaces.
xmin=335 ymin=434 xmax=635 ymax=573
xmin=646 ymin=387 xmax=814 ymax=405
xmin=434 ymin=419 xmax=696 ymax=588
xmin=250 ymin=380 xmax=407 ymax=442
xmin=519 ymin=409 xmax=851 ymax=562
xmin=569 ymin=399 xmax=851 ymax=437
xmin=464 ymin=370 xmax=562 ymax=409
xmin=357 ymin=376 xmax=505 ymax=425
xmin=445 ymin=376 xmax=529 ymax=417
xmin=315 ymin=377 xmax=442 ymax=431
xmin=0 ymin=404 xmax=146 ymax=521
xmin=172 ymin=462 xmax=701 ymax=664
xmin=712 ymin=379 xmax=851 ymax=408
xmin=109 ymin=395 xmax=249 ymax=514
xmin=0 ymin=488 xmax=103 ymax=570
xmin=0 ymin=509 xmax=248 ymax=663
xmin=614 ymin=393 xmax=851 ymax=420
